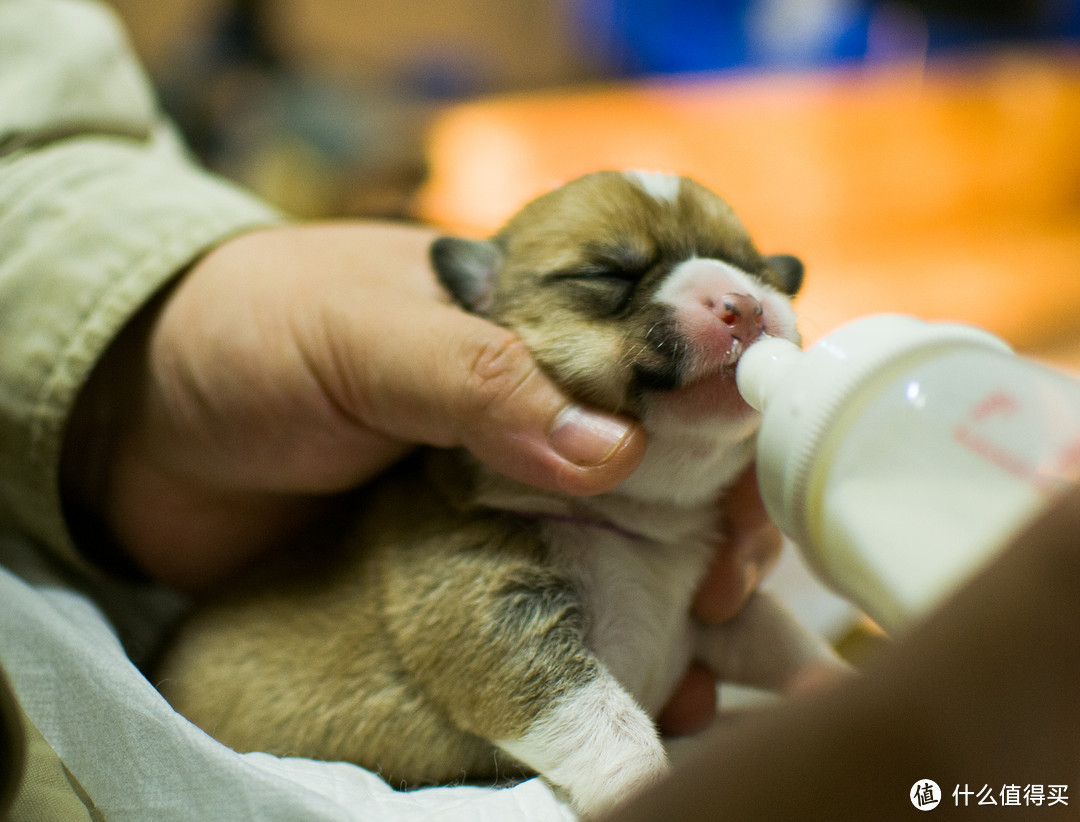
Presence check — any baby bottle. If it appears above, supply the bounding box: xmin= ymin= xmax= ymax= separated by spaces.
xmin=736 ymin=314 xmax=1080 ymax=634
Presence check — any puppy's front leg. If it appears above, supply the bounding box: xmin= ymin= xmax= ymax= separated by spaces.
xmin=380 ymin=519 xmax=667 ymax=816
xmin=694 ymin=591 xmax=848 ymax=694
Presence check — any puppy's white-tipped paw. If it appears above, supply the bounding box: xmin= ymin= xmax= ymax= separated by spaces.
xmin=568 ymin=740 xmax=669 ymax=818
xmin=497 ymin=676 xmax=668 ymax=817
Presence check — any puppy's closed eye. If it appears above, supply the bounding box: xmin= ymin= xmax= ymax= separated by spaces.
xmin=546 ymin=247 xmax=659 ymax=315
xmin=546 ymin=265 xmax=640 ymax=316
xmin=548 ymin=262 xmax=644 ymax=287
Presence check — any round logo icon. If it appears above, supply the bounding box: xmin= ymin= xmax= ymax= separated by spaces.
xmin=911 ymin=780 xmax=942 ymax=810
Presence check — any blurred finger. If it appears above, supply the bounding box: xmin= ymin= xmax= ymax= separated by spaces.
xmin=657 ymin=661 xmax=718 ymax=738
xmin=692 ymin=463 xmax=783 ymax=624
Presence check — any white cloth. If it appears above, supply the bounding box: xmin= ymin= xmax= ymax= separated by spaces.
xmin=0 ymin=533 xmax=576 ymax=821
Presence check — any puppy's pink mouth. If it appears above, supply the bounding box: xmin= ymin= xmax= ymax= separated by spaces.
xmin=721 ymin=335 xmax=751 ymax=367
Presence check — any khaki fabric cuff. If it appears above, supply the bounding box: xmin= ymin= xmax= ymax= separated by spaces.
xmin=0 ymin=133 xmax=282 ymax=574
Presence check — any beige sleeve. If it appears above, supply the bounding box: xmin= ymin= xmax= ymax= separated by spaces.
xmin=0 ymin=0 xmax=283 ymax=567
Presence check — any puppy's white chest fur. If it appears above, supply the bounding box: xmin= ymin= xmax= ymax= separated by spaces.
xmin=543 ymin=516 xmax=716 ymax=714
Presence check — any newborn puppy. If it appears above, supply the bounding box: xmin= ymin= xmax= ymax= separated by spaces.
xmin=154 ymin=171 xmax=839 ymax=817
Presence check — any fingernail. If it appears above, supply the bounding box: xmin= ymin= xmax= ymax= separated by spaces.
xmin=548 ymin=405 xmax=633 ymax=467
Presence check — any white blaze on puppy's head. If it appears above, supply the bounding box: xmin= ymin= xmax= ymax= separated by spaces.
xmin=624 ymin=170 xmax=683 ymax=204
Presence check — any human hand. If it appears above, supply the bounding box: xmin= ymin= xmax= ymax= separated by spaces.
xmin=658 ymin=461 xmax=784 ymax=736
xmin=62 ymin=222 xmax=646 ymax=590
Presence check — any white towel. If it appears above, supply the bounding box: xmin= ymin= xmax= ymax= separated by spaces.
xmin=0 ymin=533 xmax=575 ymax=822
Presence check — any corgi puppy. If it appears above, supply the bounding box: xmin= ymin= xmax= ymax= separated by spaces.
xmin=154 ymin=171 xmax=840 ymax=818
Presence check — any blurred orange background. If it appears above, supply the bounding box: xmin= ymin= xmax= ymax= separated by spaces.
xmin=416 ymin=49 xmax=1080 ymax=366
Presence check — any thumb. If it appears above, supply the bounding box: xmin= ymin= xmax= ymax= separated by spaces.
xmin=347 ymin=295 xmax=647 ymax=496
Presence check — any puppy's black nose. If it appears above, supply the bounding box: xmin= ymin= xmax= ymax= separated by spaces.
xmin=716 ymin=293 xmax=763 ymax=342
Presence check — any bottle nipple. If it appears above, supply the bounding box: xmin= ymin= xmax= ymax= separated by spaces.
xmin=737 ymin=336 xmax=804 ymax=412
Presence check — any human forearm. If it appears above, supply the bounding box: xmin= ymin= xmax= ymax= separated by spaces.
xmin=0 ymin=0 xmax=280 ymax=568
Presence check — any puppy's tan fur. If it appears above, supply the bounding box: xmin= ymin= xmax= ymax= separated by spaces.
xmin=154 ymin=172 xmax=839 ymax=817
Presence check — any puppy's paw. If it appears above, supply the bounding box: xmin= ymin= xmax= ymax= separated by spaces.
xmin=497 ymin=676 xmax=669 ymax=817
xmin=567 ymin=736 xmax=668 ymax=819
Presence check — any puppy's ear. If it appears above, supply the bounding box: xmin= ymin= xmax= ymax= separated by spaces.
xmin=431 ymin=237 xmax=502 ymax=315
xmin=765 ymin=254 xmax=804 ymax=296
